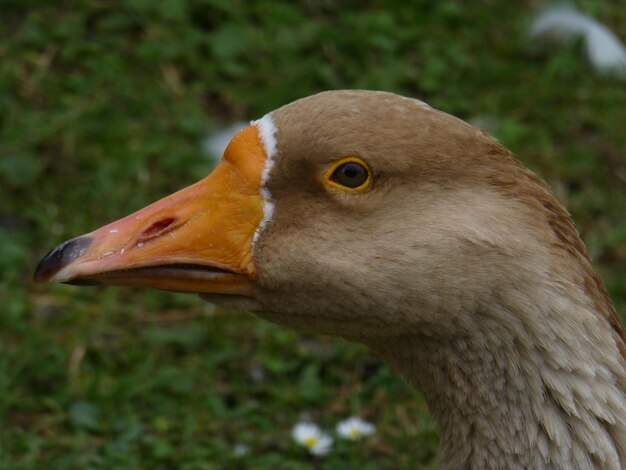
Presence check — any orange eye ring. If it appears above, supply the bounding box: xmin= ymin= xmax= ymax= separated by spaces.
xmin=323 ymin=157 xmax=372 ymax=193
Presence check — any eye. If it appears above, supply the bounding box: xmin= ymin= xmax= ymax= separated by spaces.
xmin=324 ymin=157 xmax=372 ymax=193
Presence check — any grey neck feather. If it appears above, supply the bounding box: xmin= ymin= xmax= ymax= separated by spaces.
xmin=368 ymin=296 xmax=626 ymax=469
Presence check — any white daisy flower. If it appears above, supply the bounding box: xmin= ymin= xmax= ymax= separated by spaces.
xmin=292 ymin=422 xmax=333 ymax=456
xmin=336 ymin=417 xmax=376 ymax=441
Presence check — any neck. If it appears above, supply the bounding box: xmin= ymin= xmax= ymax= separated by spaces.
xmin=367 ymin=293 xmax=626 ymax=469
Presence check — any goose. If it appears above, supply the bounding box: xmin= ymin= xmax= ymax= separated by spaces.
xmin=34 ymin=90 xmax=626 ymax=469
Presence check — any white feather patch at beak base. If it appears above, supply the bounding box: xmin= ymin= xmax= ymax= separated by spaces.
xmin=252 ymin=114 xmax=279 ymax=248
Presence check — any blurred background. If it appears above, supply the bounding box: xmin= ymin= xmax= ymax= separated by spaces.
xmin=1 ymin=1 xmax=625 ymax=468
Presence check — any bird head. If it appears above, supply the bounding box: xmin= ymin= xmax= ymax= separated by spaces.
xmin=34 ymin=90 xmax=593 ymax=340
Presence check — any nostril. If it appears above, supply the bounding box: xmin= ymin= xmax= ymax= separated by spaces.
xmin=139 ymin=217 xmax=178 ymax=240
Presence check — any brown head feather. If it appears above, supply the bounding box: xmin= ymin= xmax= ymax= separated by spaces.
xmin=484 ymin=142 xmax=626 ymax=358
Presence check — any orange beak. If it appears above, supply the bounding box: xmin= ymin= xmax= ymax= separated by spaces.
xmin=34 ymin=124 xmax=268 ymax=297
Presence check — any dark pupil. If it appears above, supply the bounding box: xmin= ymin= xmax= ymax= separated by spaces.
xmin=333 ymin=162 xmax=367 ymax=188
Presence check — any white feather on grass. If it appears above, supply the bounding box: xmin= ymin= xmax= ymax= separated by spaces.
xmin=203 ymin=121 xmax=249 ymax=159
xmin=531 ymin=4 xmax=626 ymax=76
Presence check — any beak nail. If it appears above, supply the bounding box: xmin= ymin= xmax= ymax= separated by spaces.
xmin=34 ymin=236 xmax=94 ymax=283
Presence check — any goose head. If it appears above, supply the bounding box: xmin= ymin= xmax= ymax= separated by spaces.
xmin=35 ymin=90 xmax=626 ymax=468
xmin=33 ymin=90 xmax=565 ymax=338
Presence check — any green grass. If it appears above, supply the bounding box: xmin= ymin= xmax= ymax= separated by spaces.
xmin=1 ymin=1 xmax=625 ymax=468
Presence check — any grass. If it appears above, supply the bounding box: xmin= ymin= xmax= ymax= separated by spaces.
xmin=1 ymin=0 xmax=625 ymax=468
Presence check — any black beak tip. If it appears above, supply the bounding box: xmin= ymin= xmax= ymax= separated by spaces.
xmin=34 ymin=236 xmax=93 ymax=283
